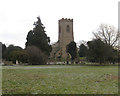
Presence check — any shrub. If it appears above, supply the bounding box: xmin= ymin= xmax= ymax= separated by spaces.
xmin=26 ymin=46 xmax=47 ymax=65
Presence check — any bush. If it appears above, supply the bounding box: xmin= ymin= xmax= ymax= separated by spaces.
xmin=9 ymin=50 xmax=28 ymax=64
xmin=26 ymin=46 xmax=47 ymax=65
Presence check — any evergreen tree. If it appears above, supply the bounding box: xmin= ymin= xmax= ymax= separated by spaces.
xmin=5 ymin=44 xmax=23 ymax=61
xmin=87 ymin=39 xmax=113 ymax=63
xmin=78 ymin=44 xmax=87 ymax=57
xmin=26 ymin=17 xmax=52 ymax=64
xmin=26 ymin=17 xmax=52 ymax=56
xmin=10 ymin=50 xmax=28 ymax=64
xmin=2 ymin=44 xmax=7 ymax=59
xmin=66 ymin=41 xmax=77 ymax=60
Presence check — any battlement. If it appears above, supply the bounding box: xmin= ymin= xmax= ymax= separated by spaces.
xmin=59 ymin=18 xmax=73 ymax=22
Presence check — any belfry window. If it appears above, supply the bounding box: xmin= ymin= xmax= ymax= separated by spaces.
xmin=66 ymin=25 xmax=70 ymax=32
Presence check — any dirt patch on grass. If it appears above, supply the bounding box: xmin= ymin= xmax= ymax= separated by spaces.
xmin=106 ymin=75 xmax=119 ymax=80
xmin=20 ymin=73 xmax=51 ymax=80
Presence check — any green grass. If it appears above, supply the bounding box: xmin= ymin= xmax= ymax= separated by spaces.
xmin=2 ymin=65 xmax=118 ymax=94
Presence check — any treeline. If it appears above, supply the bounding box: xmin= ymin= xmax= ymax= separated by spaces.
xmin=67 ymin=24 xmax=120 ymax=64
xmin=2 ymin=44 xmax=28 ymax=64
xmin=78 ymin=39 xmax=120 ymax=64
xmin=2 ymin=17 xmax=120 ymax=65
xmin=2 ymin=17 xmax=52 ymax=65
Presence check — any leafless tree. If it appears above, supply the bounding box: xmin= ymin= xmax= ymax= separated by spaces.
xmin=26 ymin=46 xmax=47 ymax=65
xmin=93 ymin=24 xmax=118 ymax=47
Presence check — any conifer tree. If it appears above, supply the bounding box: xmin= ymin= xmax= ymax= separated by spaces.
xmin=26 ymin=17 xmax=52 ymax=56
xmin=26 ymin=17 xmax=52 ymax=64
xmin=66 ymin=41 xmax=77 ymax=60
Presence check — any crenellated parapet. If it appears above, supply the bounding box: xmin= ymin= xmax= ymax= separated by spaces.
xmin=59 ymin=18 xmax=73 ymax=22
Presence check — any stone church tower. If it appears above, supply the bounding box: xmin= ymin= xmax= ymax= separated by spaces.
xmin=58 ymin=18 xmax=74 ymax=58
xmin=50 ymin=18 xmax=74 ymax=59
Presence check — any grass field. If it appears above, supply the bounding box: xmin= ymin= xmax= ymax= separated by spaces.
xmin=2 ymin=65 xmax=118 ymax=94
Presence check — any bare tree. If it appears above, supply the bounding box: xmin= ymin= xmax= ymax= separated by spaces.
xmin=93 ymin=24 xmax=118 ymax=47
xmin=26 ymin=46 xmax=47 ymax=65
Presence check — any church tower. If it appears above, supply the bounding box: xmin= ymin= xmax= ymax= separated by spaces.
xmin=58 ymin=18 xmax=74 ymax=58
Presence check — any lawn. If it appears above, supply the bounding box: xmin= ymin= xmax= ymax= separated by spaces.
xmin=2 ymin=65 xmax=118 ymax=94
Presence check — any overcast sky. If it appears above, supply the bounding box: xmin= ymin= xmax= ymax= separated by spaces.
xmin=0 ymin=0 xmax=119 ymax=48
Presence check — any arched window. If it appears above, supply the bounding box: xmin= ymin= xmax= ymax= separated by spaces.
xmin=66 ymin=25 xmax=70 ymax=32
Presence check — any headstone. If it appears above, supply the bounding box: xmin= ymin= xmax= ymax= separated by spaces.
xmin=16 ymin=60 xmax=18 ymax=64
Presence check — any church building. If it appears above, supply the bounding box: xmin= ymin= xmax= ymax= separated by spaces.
xmin=50 ymin=18 xmax=74 ymax=59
